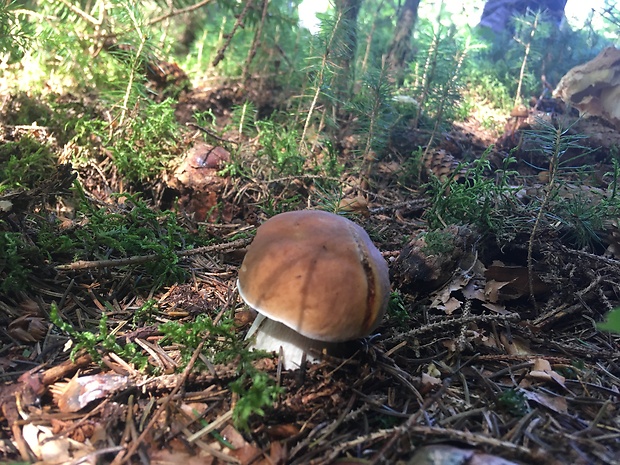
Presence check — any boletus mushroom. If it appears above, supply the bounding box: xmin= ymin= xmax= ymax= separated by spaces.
xmin=237 ymin=210 xmax=390 ymax=369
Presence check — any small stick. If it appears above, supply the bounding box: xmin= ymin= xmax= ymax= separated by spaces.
xmin=56 ymin=237 xmax=252 ymax=271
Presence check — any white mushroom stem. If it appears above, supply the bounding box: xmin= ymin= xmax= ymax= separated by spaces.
xmin=246 ymin=314 xmax=338 ymax=370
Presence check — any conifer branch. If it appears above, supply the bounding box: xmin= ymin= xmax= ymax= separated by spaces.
xmin=55 ymin=0 xmax=101 ymax=25
xmin=212 ymin=0 xmax=254 ymax=67
xmin=147 ymin=0 xmax=214 ymax=26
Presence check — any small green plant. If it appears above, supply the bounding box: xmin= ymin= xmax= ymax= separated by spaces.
xmin=0 ymin=1 xmax=32 ymax=62
xmin=553 ymin=192 xmax=607 ymax=250
xmin=387 ymin=290 xmax=409 ymax=329
xmin=406 ymin=18 xmax=473 ymax=134
xmin=424 ymin=149 xmax=518 ymax=233
xmin=76 ymin=99 xmax=181 ymax=184
xmin=159 ymin=314 xmax=282 ymax=430
xmin=599 ymin=308 xmax=620 ymax=334
xmin=348 ymin=62 xmax=396 ymax=174
xmin=522 ymin=116 xmax=591 ymax=301
xmin=511 ymin=9 xmax=550 ymax=106
xmin=50 ymin=303 xmax=148 ymax=369
xmin=497 ymin=388 xmax=529 ymax=417
xmin=256 ymin=119 xmax=305 ymax=175
xmin=72 ymin=187 xmax=196 ymax=288
xmin=229 ymin=102 xmax=258 ymax=139
xmin=0 ymin=136 xmax=57 ymax=192
xmin=397 ymin=148 xmax=424 ymax=188
xmin=0 ymin=231 xmax=35 ymax=292
xmin=132 ymin=299 xmax=159 ymax=326
xmin=421 ymin=230 xmax=457 ymax=255
xmin=230 ymin=367 xmax=281 ymax=430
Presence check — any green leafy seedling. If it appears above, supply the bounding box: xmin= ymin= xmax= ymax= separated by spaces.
xmin=50 ymin=303 xmax=148 ymax=370
xmin=598 ymin=308 xmax=620 ymax=334
xmin=497 ymin=388 xmax=529 ymax=417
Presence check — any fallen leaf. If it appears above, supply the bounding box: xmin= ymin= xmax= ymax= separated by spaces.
xmin=520 ymin=389 xmax=568 ymax=414
xmin=485 ymin=263 xmax=548 ymax=298
xmin=150 ymin=448 xmax=215 ymax=465
xmin=484 ymin=280 xmax=514 ymax=303
xmin=8 ymin=315 xmax=47 ymax=343
xmin=50 ymin=373 xmax=133 ymax=412
xmin=500 ymin=333 xmax=533 ymax=356
xmin=221 ymin=424 xmax=262 ymax=464
xmin=527 ymin=358 xmax=566 ymax=388
xmin=22 ymin=423 xmax=94 ymax=463
xmin=407 ymin=444 xmax=520 ymax=465
xmin=440 ymin=296 xmax=462 ymax=315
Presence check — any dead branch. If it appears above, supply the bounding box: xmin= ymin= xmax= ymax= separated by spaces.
xmin=147 ymin=0 xmax=214 ymax=26
xmin=212 ymin=0 xmax=255 ymax=67
xmin=55 ymin=237 xmax=252 ymax=271
xmin=385 ymin=312 xmax=521 ymax=344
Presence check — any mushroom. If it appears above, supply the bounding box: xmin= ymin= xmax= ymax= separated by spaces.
xmin=237 ymin=210 xmax=390 ymax=369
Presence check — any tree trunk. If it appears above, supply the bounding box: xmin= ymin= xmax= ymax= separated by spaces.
xmin=385 ymin=0 xmax=421 ymax=85
xmin=332 ymin=0 xmax=363 ymax=107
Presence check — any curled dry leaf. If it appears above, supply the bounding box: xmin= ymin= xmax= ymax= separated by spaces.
xmin=407 ymin=444 xmax=521 ymax=465
xmin=393 ymin=225 xmax=475 ymax=293
xmin=520 ymin=389 xmax=568 ymax=415
xmin=8 ymin=315 xmax=47 ymax=343
xmin=337 ymin=195 xmax=369 ymax=217
xmin=527 ymin=358 xmax=566 ymax=388
xmin=50 ymin=373 xmax=133 ymax=412
xmin=22 ymin=423 xmax=95 ymax=464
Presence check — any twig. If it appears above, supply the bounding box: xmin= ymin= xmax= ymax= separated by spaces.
xmin=55 ymin=0 xmax=101 ymax=25
xmin=405 ymin=425 xmax=540 ymax=458
xmin=56 ymin=237 xmax=252 ymax=271
xmin=242 ymin=0 xmax=269 ymax=81
xmin=114 ymin=338 xmax=207 ymax=464
xmin=147 ymin=0 xmax=214 ymax=26
xmin=385 ymin=313 xmax=520 ymax=344
xmin=187 ymin=122 xmax=240 ymax=145
xmin=369 ymin=379 xmax=451 ymax=464
xmin=561 ymin=246 xmax=620 ymax=268
xmin=212 ymin=0 xmax=255 ymax=67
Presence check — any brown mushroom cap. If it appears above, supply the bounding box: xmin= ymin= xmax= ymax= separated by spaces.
xmin=238 ymin=210 xmax=390 ymax=342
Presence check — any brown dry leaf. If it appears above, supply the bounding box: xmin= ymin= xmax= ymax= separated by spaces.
xmin=220 ymin=424 xmax=262 ymax=464
xmin=266 ymin=423 xmax=300 ymax=440
xmin=22 ymin=423 xmax=95 ymax=464
xmin=527 ymin=358 xmax=566 ymax=388
xmin=520 ymin=389 xmax=568 ymax=414
xmin=484 ymin=280 xmax=514 ymax=303
xmin=407 ymin=444 xmax=521 ymax=465
xmin=179 ymin=402 xmax=209 ymax=420
xmin=150 ymin=449 xmax=215 ymax=465
xmin=441 ymin=296 xmax=462 ymax=315
xmin=485 ymin=262 xmax=548 ymax=298
xmin=337 ymin=195 xmax=369 ymax=217
xmin=8 ymin=315 xmax=47 ymax=343
xmin=500 ymin=333 xmax=533 ymax=356
xmin=462 ymin=279 xmax=486 ymax=301
xmin=268 ymin=441 xmax=288 ymax=465
xmin=430 ymin=274 xmax=469 ymax=311
xmin=481 ymin=302 xmax=509 ymax=314
xmin=50 ymin=373 xmax=133 ymax=412
xmin=429 ymin=257 xmax=486 ymax=313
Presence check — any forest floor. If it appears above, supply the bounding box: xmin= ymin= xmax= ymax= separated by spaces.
xmin=0 ymin=77 xmax=619 ymax=465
